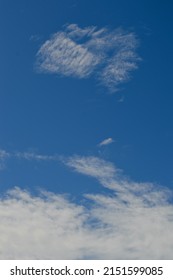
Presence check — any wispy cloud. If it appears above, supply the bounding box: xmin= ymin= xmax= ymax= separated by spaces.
xmin=0 ymin=155 xmax=173 ymax=259
xmin=15 ymin=151 xmax=58 ymax=161
xmin=0 ymin=149 xmax=10 ymax=160
xmin=64 ymin=155 xmax=117 ymax=181
xmin=0 ymin=149 xmax=10 ymax=170
xmin=36 ymin=24 xmax=140 ymax=91
xmin=0 ymin=150 xmax=59 ymax=170
xmin=98 ymin=137 xmax=114 ymax=147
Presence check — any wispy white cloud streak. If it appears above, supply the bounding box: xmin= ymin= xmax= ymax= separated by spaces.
xmin=0 ymin=149 xmax=10 ymax=170
xmin=0 ymin=150 xmax=59 ymax=170
xmin=36 ymin=24 xmax=140 ymax=91
xmin=98 ymin=137 xmax=114 ymax=147
xmin=15 ymin=151 xmax=58 ymax=161
xmin=64 ymin=155 xmax=117 ymax=180
xmin=0 ymin=155 xmax=173 ymax=259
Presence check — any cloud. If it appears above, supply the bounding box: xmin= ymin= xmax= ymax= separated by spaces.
xmin=15 ymin=151 xmax=58 ymax=161
xmin=0 ymin=149 xmax=10 ymax=170
xmin=0 ymin=187 xmax=88 ymax=259
xmin=98 ymin=137 xmax=114 ymax=147
xmin=0 ymin=150 xmax=10 ymax=159
xmin=36 ymin=24 xmax=140 ymax=91
xmin=0 ymin=155 xmax=173 ymax=259
xmin=0 ymin=150 xmax=59 ymax=170
xmin=64 ymin=155 xmax=117 ymax=181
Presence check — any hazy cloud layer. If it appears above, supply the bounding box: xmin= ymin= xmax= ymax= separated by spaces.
xmin=0 ymin=155 xmax=173 ymax=259
xmin=36 ymin=24 xmax=140 ymax=91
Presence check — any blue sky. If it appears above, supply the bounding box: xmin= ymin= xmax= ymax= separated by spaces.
xmin=0 ymin=0 xmax=173 ymax=259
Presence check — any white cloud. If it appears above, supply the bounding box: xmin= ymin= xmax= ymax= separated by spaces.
xmin=0 ymin=150 xmax=59 ymax=170
xmin=0 ymin=187 xmax=88 ymax=259
xmin=15 ymin=151 xmax=58 ymax=161
xmin=98 ymin=137 xmax=114 ymax=147
xmin=0 ymin=156 xmax=173 ymax=259
xmin=0 ymin=149 xmax=10 ymax=160
xmin=64 ymin=155 xmax=117 ymax=181
xmin=101 ymin=50 xmax=139 ymax=90
xmin=36 ymin=24 xmax=140 ymax=91
xmin=36 ymin=31 xmax=100 ymax=78
xmin=0 ymin=149 xmax=10 ymax=170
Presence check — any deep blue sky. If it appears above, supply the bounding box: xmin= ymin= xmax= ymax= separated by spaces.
xmin=0 ymin=0 xmax=173 ymax=195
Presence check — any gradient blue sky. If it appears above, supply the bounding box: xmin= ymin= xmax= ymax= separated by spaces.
xmin=0 ymin=0 xmax=173 ymax=259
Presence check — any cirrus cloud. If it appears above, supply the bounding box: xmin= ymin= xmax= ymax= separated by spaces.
xmin=36 ymin=24 xmax=140 ymax=91
xmin=98 ymin=137 xmax=115 ymax=147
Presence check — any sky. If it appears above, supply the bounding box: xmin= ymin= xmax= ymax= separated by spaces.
xmin=0 ymin=0 xmax=173 ymax=259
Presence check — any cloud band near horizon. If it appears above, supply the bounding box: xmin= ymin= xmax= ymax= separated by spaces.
xmin=0 ymin=154 xmax=173 ymax=259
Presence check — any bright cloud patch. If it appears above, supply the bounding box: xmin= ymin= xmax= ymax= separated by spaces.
xmin=0 ymin=156 xmax=173 ymax=259
xmin=36 ymin=24 xmax=140 ymax=91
